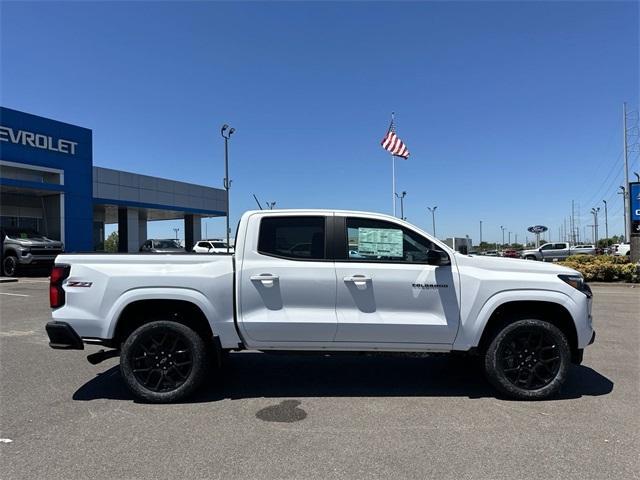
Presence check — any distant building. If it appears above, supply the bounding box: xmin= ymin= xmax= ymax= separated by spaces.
xmin=1 ymin=107 xmax=227 ymax=252
xmin=444 ymin=237 xmax=473 ymax=254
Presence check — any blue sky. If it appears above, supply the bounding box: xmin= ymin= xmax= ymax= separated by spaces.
xmin=2 ymin=1 xmax=638 ymax=244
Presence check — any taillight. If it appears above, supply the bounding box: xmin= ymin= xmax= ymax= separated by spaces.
xmin=50 ymin=264 xmax=71 ymax=308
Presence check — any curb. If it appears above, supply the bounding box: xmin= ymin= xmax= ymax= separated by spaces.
xmin=588 ymin=282 xmax=637 ymax=288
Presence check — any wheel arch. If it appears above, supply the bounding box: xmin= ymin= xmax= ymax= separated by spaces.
xmin=112 ymin=298 xmax=214 ymax=347
xmin=475 ymin=300 xmax=579 ymax=360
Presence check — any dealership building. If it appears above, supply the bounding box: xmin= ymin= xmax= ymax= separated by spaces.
xmin=0 ymin=107 xmax=227 ymax=252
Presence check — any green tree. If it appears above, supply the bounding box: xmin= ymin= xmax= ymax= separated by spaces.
xmin=104 ymin=231 xmax=119 ymax=253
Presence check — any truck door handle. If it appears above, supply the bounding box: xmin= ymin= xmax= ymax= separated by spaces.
xmin=250 ymin=274 xmax=279 ymax=287
xmin=343 ymin=275 xmax=370 ymax=286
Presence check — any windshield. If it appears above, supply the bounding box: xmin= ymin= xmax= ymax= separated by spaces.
xmin=153 ymin=239 xmax=182 ymax=249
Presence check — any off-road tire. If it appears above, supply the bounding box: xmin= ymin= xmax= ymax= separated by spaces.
xmin=483 ymin=318 xmax=571 ymax=400
xmin=120 ymin=321 xmax=209 ymax=403
xmin=2 ymin=254 xmax=18 ymax=277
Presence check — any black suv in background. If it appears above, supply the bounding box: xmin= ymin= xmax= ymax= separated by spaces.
xmin=1 ymin=228 xmax=64 ymax=276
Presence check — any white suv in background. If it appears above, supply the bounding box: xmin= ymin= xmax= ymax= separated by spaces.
xmin=192 ymin=240 xmax=234 ymax=254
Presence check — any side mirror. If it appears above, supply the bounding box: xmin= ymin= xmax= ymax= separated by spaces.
xmin=427 ymin=249 xmax=449 ymax=266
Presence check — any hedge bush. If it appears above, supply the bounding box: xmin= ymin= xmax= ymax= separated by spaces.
xmin=559 ymin=255 xmax=639 ymax=283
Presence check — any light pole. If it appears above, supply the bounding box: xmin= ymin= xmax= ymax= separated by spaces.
xmin=479 ymin=220 xmax=483 ymax=248
xmin=619 ymin=186 xmax=626 ymax=241
xmin=635 ymin=172 xmax=640 ymax=182
xmin=173 ymin=227 xmax=179 ymax=240
xmin=500 ymin=226 xmax=506 ymax=250
xmin=602 ymin=200 xmax=608 ymax=245
xmin=591 ymin=207 xmax=600 ymax=246
xmin=508 ymin=231 xmax=511 ymax=246
xmin=427 ymin=206 xmax=438 ymax=237
xmin=395 ymin=191 xmax=407 ymax=219
xmin=221 ymin=124 xmax=235 ymax=253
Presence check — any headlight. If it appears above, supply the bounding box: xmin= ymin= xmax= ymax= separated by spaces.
xmin=558 ymin=274 xmax=592 ymax=298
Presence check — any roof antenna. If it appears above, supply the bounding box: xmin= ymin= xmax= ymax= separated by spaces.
xmin=252 ymin=194 xmax=264 ymax=210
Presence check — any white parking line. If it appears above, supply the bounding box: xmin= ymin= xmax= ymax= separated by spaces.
xmin=0 ymin=292 xmax=30 ymax=297
xmin=17 ymin=279 xmax=50 ymax=284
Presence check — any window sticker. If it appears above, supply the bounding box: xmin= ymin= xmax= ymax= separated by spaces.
xmin=357 ymin=228 xmax=403 ymax=257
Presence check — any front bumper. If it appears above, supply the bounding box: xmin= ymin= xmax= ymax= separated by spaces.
xmin=45 ymin=321 xmax=84 ymax=350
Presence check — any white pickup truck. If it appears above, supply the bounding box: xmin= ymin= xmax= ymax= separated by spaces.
xmin=46 ymin=210 xmax=595 ymax=402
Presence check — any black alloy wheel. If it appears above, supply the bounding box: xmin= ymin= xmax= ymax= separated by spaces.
xmin=484 ymin=319 xmax=570 ymax=400
xmin=130 ymin=329 xmax=194 ymax=393
xmin=120 ymin=321 xmax=209 ymax=403
xmin=3 ymin=255 xmax=18 ymax=277
xmin=498 ymin=328 xmax=561 ymax=390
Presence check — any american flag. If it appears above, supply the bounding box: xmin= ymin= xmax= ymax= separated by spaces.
xmin=380 ymin=123 xmax=410 ymax=159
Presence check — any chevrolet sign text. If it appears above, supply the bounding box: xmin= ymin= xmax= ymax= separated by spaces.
xmin=0 ymin=125 xmax=78 ymax=155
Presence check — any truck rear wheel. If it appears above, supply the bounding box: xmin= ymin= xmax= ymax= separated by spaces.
xmin=483 ymin=319 xmax=570 ymax=400
xmin=120 ymin=321 xmax=208 ymax=403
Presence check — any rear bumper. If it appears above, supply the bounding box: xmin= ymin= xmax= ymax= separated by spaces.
xmin=45 ymin=321 xmax=84 ymax=350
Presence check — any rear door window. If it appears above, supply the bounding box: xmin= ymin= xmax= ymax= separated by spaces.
xmin=258 ymin=216 xmax=326 ymax=260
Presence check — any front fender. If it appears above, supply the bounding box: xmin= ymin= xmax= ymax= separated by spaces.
xmin=453 ymin=289 xmax=579 ymax=350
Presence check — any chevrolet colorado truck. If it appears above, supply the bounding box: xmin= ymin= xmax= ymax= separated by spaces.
xmin=46 ymin=210 xmax=595 ymax=402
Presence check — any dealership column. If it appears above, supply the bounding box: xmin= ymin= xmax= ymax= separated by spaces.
xmin=184 ymin=214 xmax=201 ymax=252
xmin=117 ymin=207 xmax=144 ymax=253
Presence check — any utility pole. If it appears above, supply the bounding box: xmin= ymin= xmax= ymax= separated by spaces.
xmin=221 ymin=124 xmax=236 ymax=253
xmin=515 ymin=233 xmax=518 ymax=246
xmin=427 ymin=206 xmax=437 ymax=237
xmin=623 ymin=103 xmax=630 ymax=241
xmin=571 ymin=200 xmax=575 ymax=245
xmin=479 ymin=220 xmax=483 ymax=247
xmin=602 ymin=200 xmax=608 ymax=244
xmin=173 ymin=227 xmax=179 ymax=240
xmin=591 ymin=207 xmax=600 ymax=246
xmin=619 ymin=186 xmax=626 ymax=241
xmin=508 ymin=231 xmax=511 ymax=246
xmin=395 ymin=191 xmax=407 ymax=220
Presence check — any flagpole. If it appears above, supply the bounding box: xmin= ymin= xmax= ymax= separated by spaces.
xmin=392 ymin=154 xmax=396 ymax=216
xmin=391 ymin=112 xmax=396 ymax=216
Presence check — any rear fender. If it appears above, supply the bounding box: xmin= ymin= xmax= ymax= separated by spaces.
xmin=102 ymin=288 xmax=222 ymax=339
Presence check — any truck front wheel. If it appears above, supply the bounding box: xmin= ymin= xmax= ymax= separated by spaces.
xmin=120 ymin=321 xmax=209 ymax=403
xmin=2 ymin=254 xmax=18 ymax=277
xmin=483 ymin=319 xmax=570 ymax=400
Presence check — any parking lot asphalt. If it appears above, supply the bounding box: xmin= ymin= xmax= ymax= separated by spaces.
xmin=1 ymin=280 xmax=638 ymax=480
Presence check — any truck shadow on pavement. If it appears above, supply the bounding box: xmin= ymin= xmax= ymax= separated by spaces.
xmin=73 ymin=352 xmax=614 ymax=403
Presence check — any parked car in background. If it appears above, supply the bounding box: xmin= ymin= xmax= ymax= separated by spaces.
xmin=139 ymin=239 xmax=184 ymax=253
xmin=521 ymin=242 xmax=597 ymax=261
xmin=1 ymin=227 xmax=64 ymax=276
xmin=502 ymin=249 xmax=519 ymax=258
xmin=614 ymin=243 xmax=630 ymax=256
xmin=192 ymin=240 xmax=234 ymax=254
xmin=484 ymin=250 xmax=499 ymax=256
